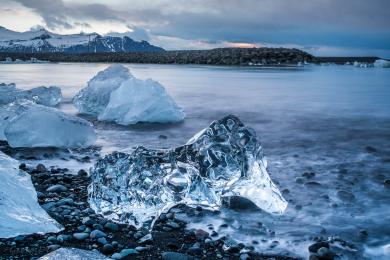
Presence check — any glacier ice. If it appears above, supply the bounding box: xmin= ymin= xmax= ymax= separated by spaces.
xmin=373 ymin=59 xmax=390 ymax=68
xmin=38 ymin=248 xmax=109 ymax=260
xmin=0 ymin=100 xmax=96 ymax=148
xmin=98 ymin=77 xmax=185 ymax=124
xmin=88 ymin=115 xmax=287 ymax=228
xmin=73 ymin=64 xmax=131 ymax=116
xmin=73 ymin=64 xmax=185 ymax=124
xmin=0 ymin=151 xmax=63 ymax=238
xmin=0 ymin=83 xmax=62 ymax=106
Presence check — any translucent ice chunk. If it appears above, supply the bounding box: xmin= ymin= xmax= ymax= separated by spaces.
xmin=0 ymin=151 xmax=63 ymax=238
xmin=88 ymin=115 xmax=287 ymax=228
xmin=38 ymin=248 xmax=108 ymax=260
xmin=0 ymin=83 xmax=62 ymax=106
xmin=73 ymin=64 xmax=132 ymax=116
xmin=0 ymin=100 xmax=96 ymax=147
xmin=373 ymin=59 xmax=390 ymax=68
xmin=98 ymin=77 xmax=185 ymax=124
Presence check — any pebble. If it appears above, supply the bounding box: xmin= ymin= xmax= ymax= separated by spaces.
xmin=90 ymin=230 xmax=107 ymax=239
xmin=46 ymin=184 xmax=67 ymax=193
xmin=104 ymin=222 xmax=119 ymax=231
xmin=47 ymin=245 xmax=60 ymax=251
xmin=308 ymin=241 xmax=329 ymax=253
xmin=102 ymin=244 xmax=114 ymax=254
xmin=138 ymin=233 xmax=153 ymax=244
xmin=317 ymin=247 xmax=333 ymax=259
xmin=73 ymin=232 xmax=89 ymax=240
xmin=162 ymin=251 xmax=193 ymax=260
xmin=166 ymin=221 xmax=180 ymax=229
xmin=78 ymin=169 xmax=88 ymax=177
xmin=97 ymin=237 xmax=108 ymax=245
xmin=337 ymin=190 xmax=355 ymax=201
xmin=195 ymin=229 xmax=209 ymax=241
xmin=36 ymin=163 xmax=47 ymax=172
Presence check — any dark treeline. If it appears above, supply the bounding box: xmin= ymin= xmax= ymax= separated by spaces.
xmin=0 ymin=47 xmax=314 ymax=66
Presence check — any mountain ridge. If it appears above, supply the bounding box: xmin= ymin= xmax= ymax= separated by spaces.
xmin=0 ymin=27 xmax=164 ymax=53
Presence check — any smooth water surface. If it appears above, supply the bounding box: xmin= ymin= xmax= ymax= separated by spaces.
xmin=0 ymin=63 xmax=389 ymax=259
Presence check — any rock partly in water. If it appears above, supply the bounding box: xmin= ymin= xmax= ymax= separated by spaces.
xmin=88 ymin=115 xmax=287 ymax=228
xmin=0 ymin=151 xmax=62 ymax=238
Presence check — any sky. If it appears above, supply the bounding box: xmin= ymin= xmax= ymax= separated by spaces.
xmin=0 ymin=0 xmax=389 ymax=57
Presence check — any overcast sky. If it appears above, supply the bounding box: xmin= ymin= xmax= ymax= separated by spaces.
xmin=1 ymin=0 xmax=389 ymax=57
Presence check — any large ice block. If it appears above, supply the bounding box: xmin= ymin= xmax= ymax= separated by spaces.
xmin=0 ymin=151 xmax=63 ymax=238
xmin=0 ymin=100 xmax=96 ymax=148
xmin=88 ymin=115 xmax=287 ymax=228
xmin=73 ymin=64 xmax=184 ymax=124
xmin=98 ymin=77 xmax=185 ymax=124
xmin=73 ymin=64 xmax=132 ymax=116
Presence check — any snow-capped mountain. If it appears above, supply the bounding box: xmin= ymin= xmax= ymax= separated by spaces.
xmin=0 ymin=26 xmax=164 ymax=53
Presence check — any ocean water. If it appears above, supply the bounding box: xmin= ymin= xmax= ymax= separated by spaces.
xmin=0 ymin=63 xmax=389 ymax=259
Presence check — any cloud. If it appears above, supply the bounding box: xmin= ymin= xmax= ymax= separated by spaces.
xmin=14 ymin=0 xmax=125 ymax=30
xmin=4 ymin=0 xmax=390 ymax=56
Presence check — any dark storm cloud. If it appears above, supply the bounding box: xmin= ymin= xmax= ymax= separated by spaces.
xmin=14 ymin=0 xmax=125 ymax=30
xmin=11 ymin=0 xmax=390 ymax=51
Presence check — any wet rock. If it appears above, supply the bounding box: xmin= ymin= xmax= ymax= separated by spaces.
xmin=162 ymin=251 xmax=193 ymax=260
xmin=112 ymin=248 xmax=139 ymax=259
xmin=90 ymin=230 xmax=107 ymax=239
xmin=317 ymin=247 xmax=333 ymax=259
xmin=47 ymin=244 xmax=61 ymax=251
xmin=308 ymin=241 xmax=329 ymax=253
xmin=104 ymin=222 xmax=119 ymax=231
xmin=46 ymin=184 xmax=67 ymax=193
xmin=102 ymin=244 xmax=114 ymax=254
xmin=159 ymin=135 xmax=168 ymax=140
xmin=337 ymin=190 xmax=355 ymax=201
xmin=295 ymin=177 xmax=305 ymax=184
xmin=78 ymin=169 xmax=88 ymax=177
xmin=97 ymin=237 xmax=108 ymax=245
xmin=384 ymin=179 xmax=390 ymax=186
xmin=305 ymin=181 xmax=322 ymax=187
xmin=36 ymin=163 xmax=47 ymax=172
xmin=73 ymin=232 xmax=89 ymax=240
xmin=138 ymin=234 xmax=153 ymax=244
xmin=19 ymin=163 xmax=27 ymax=171
xmin=195 ymin=229 xmax=209 ymax=241
xmin=365 ymin=146 xmax=377 ymax=153
xmin=302 ymin=172 xmax=316 ymax=178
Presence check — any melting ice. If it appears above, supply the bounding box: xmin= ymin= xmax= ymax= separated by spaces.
xmin=88 ymin=115 xmax=287 ymax=228
xmin=0 ymin=151 xmax=62 ymax=238
xmin=0 ymin=100 xmax=96 ymax=148
xmin=73 ymin=64 xmax=185 ymax=124
xmin=0 ymin=83 xmax=62 ymax=106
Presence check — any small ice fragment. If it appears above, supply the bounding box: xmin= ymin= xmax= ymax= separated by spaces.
xmin=88 ymin=115 xmax=287 ymax=228
xmin=373 ymin=59 xmax=390 ymax=68
xmin=0 ymin=100 xmax=96 ymax=147
xmin=0 ymin=83 xmax=62 ymax=106
xmin=0 ymin=151 xmax=63 ymax=238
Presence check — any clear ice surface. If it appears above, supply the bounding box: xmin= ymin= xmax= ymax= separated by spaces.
xmin=0 ymin=83 xmax=62 ymax=106
xmin=88 ymin=115 xmax=287 ymax=228
xmin=73 ymin=64 xmax=132 ymax=116
xmin=0 ymin=151 xmax=63 ymax=238
xmin=0 ymin=100 xmax=96 ymax=147
xmin=98 ymin=77 xmax=185 ymax=124
xmin=73 ymin=64 xmax=184 ymax=124
xmin=38 ymin=248 xmax=108 ymax=260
